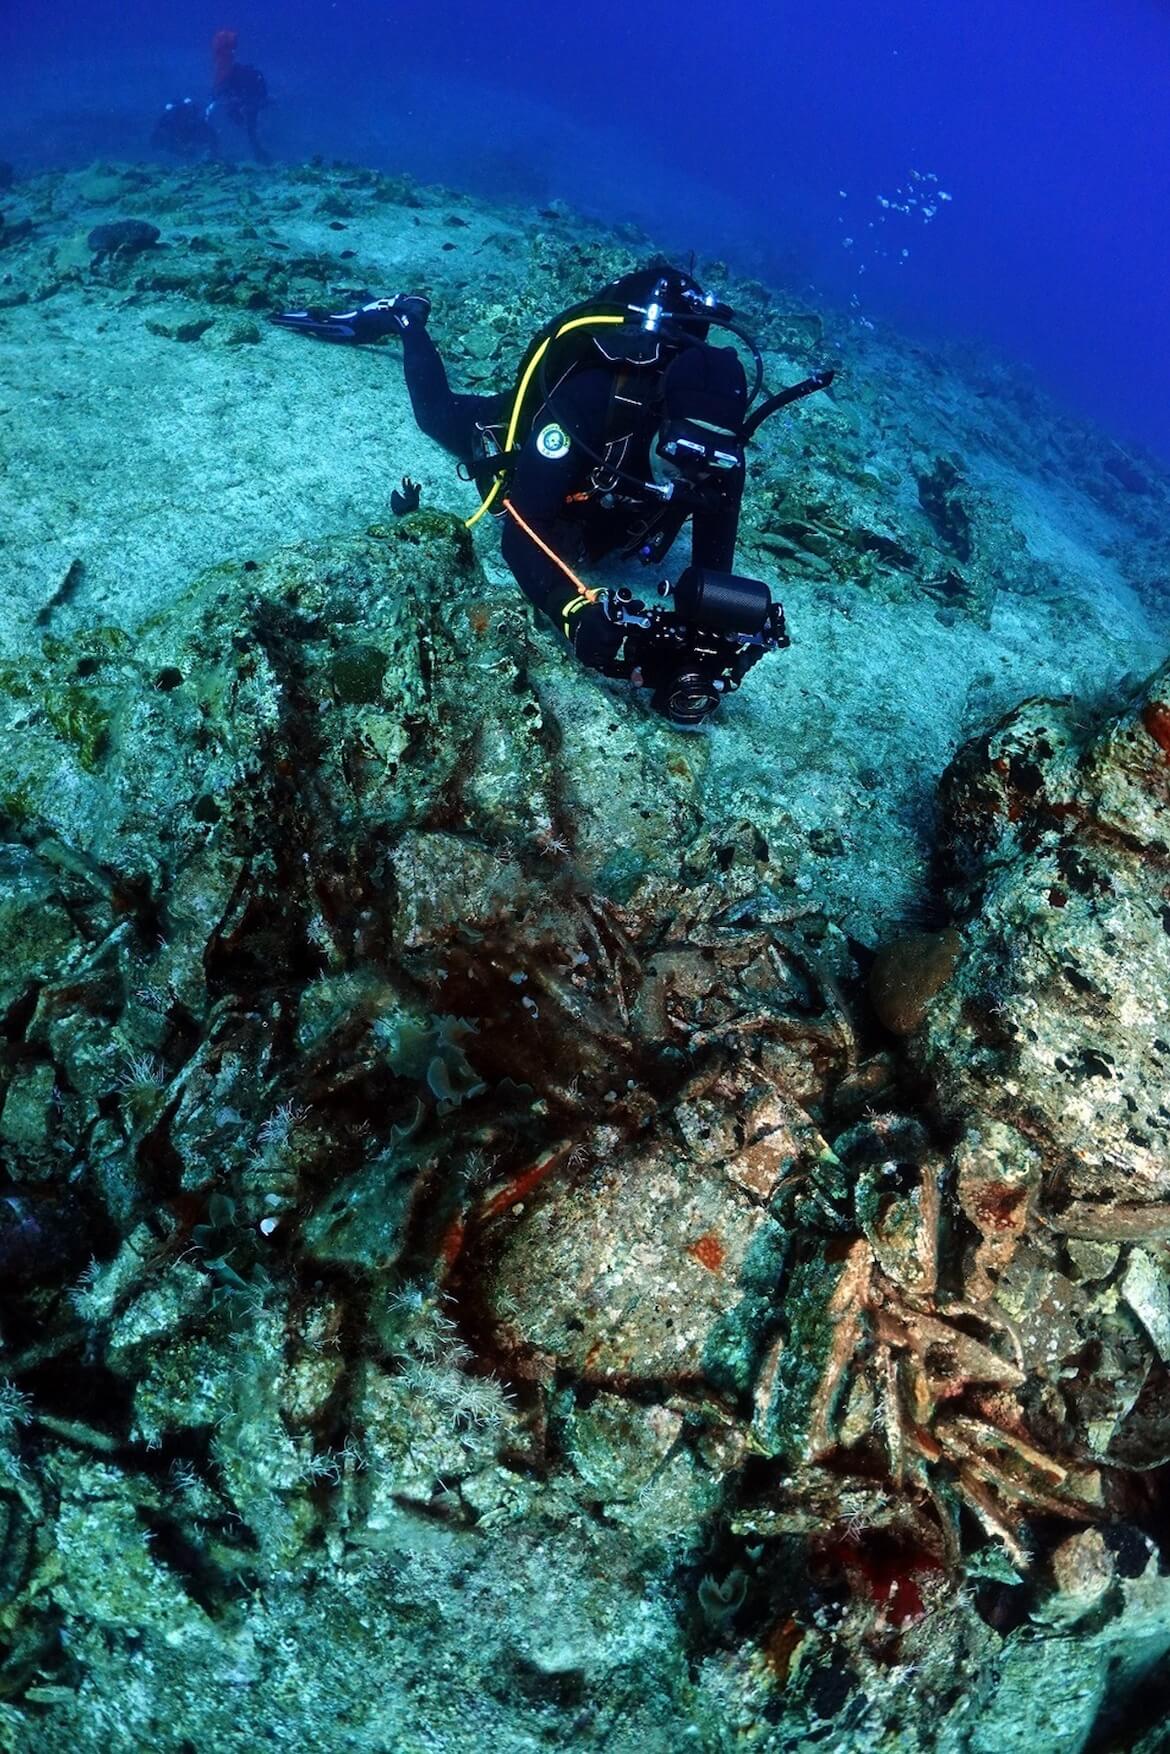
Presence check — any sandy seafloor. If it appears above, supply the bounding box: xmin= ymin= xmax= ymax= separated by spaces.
xmin=1 ymin=155 xmax=1168 ymax=933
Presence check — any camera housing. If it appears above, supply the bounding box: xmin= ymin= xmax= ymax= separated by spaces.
xmin=602 ymin=567 xmax=789 ymax=726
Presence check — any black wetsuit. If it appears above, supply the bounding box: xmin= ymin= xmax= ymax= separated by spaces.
xmin=397 ymin=319 xmax=745 ymax=627
xmin=207 ymin=64 xmax=269 ymax=160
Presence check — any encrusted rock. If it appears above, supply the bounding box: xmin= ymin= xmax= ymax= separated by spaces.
xmin=925 ymin=662 xmax=1170 ymax=1211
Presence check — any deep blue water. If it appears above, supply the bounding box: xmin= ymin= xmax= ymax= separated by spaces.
xmin=4 ymin=0 xmax=1169 ymax=462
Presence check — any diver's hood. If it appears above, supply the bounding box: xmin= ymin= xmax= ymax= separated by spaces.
xmin=597 ymin=266 xmax=713 ymax=339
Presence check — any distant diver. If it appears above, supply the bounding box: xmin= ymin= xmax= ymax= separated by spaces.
xmin=206 ymin=29 xmax=270 ymax=162
xmin=151 ymin=97 xmax=218 ymax=160
xmin=271 ymin=267 xmax=833 ymax=725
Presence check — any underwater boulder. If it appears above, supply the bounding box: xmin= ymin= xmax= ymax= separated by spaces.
xmin=922 ymin=657 xmax=1170 ymax=1207
xmin=902 ymin=658 xmax=1170 ymax=1480
xmin=467 ymin=1065 xmax=816 ymax=1394
xmin=87 ymin=219 xmax=160 ymax=259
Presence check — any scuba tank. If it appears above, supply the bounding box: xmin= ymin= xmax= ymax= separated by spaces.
xmin=464 ymin=268 xmax=722 ymax=522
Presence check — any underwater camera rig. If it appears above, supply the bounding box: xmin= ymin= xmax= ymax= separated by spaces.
xmin=600 ymin=566 xmax=790 ymax=727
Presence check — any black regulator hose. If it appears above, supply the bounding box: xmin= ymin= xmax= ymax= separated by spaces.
xmin=741 ymin=368 xmax=836 ymax=442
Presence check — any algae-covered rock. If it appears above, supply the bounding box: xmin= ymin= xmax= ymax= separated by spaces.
xmin=219 ymin=316 xmax=263 ymax=345
xmin=144 ymin=312 xmax=213 ymax=342
xmin=47 ymin=232 xmax=93 ymax=277
xmin=0 ymin=847 xmax=81 ymax=1012
xmin=925 ymin=662 xmax=1170 ymax=1206
xmin=892 ymin=660 xmax=1170 ymax=1490
xmin=0 ymin=502 xmax=878 ymax=1746
xmin=74 ymin=168 xmax=140 ymax=205
xmin=86 ymin=219 xmax=160 ymax=258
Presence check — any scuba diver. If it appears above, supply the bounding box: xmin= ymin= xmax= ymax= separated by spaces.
xmin=206 ymin=29 xmax=270 ymax=162
xmin=150 ymin=97 xmax=219 ymax=160
xmin=270 ymin=266 xmax=833 ymax=725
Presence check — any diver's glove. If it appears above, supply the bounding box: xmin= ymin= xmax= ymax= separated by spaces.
xmin=268 ymin=293 xmax=431 ymax=344
xmin=391 ymin=476 xmax=421 ymax=516
xmin=553 ymin=590 xmax=625 ymax=671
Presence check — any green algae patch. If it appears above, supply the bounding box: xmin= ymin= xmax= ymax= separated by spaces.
xmin=0 ymin=660 xmax=35 ymax=703
xmin=41 ymin=625 xmax=132 ymax=669
xmin=0 ymin=778 xmax=39 ymax=828
xmin=328 ymin=642 xmax=389 ymax=704
xmin=43 ymin=683 xmax=113 ymax=771
xmin=391 ymin=506 xmax=475 ymax=561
